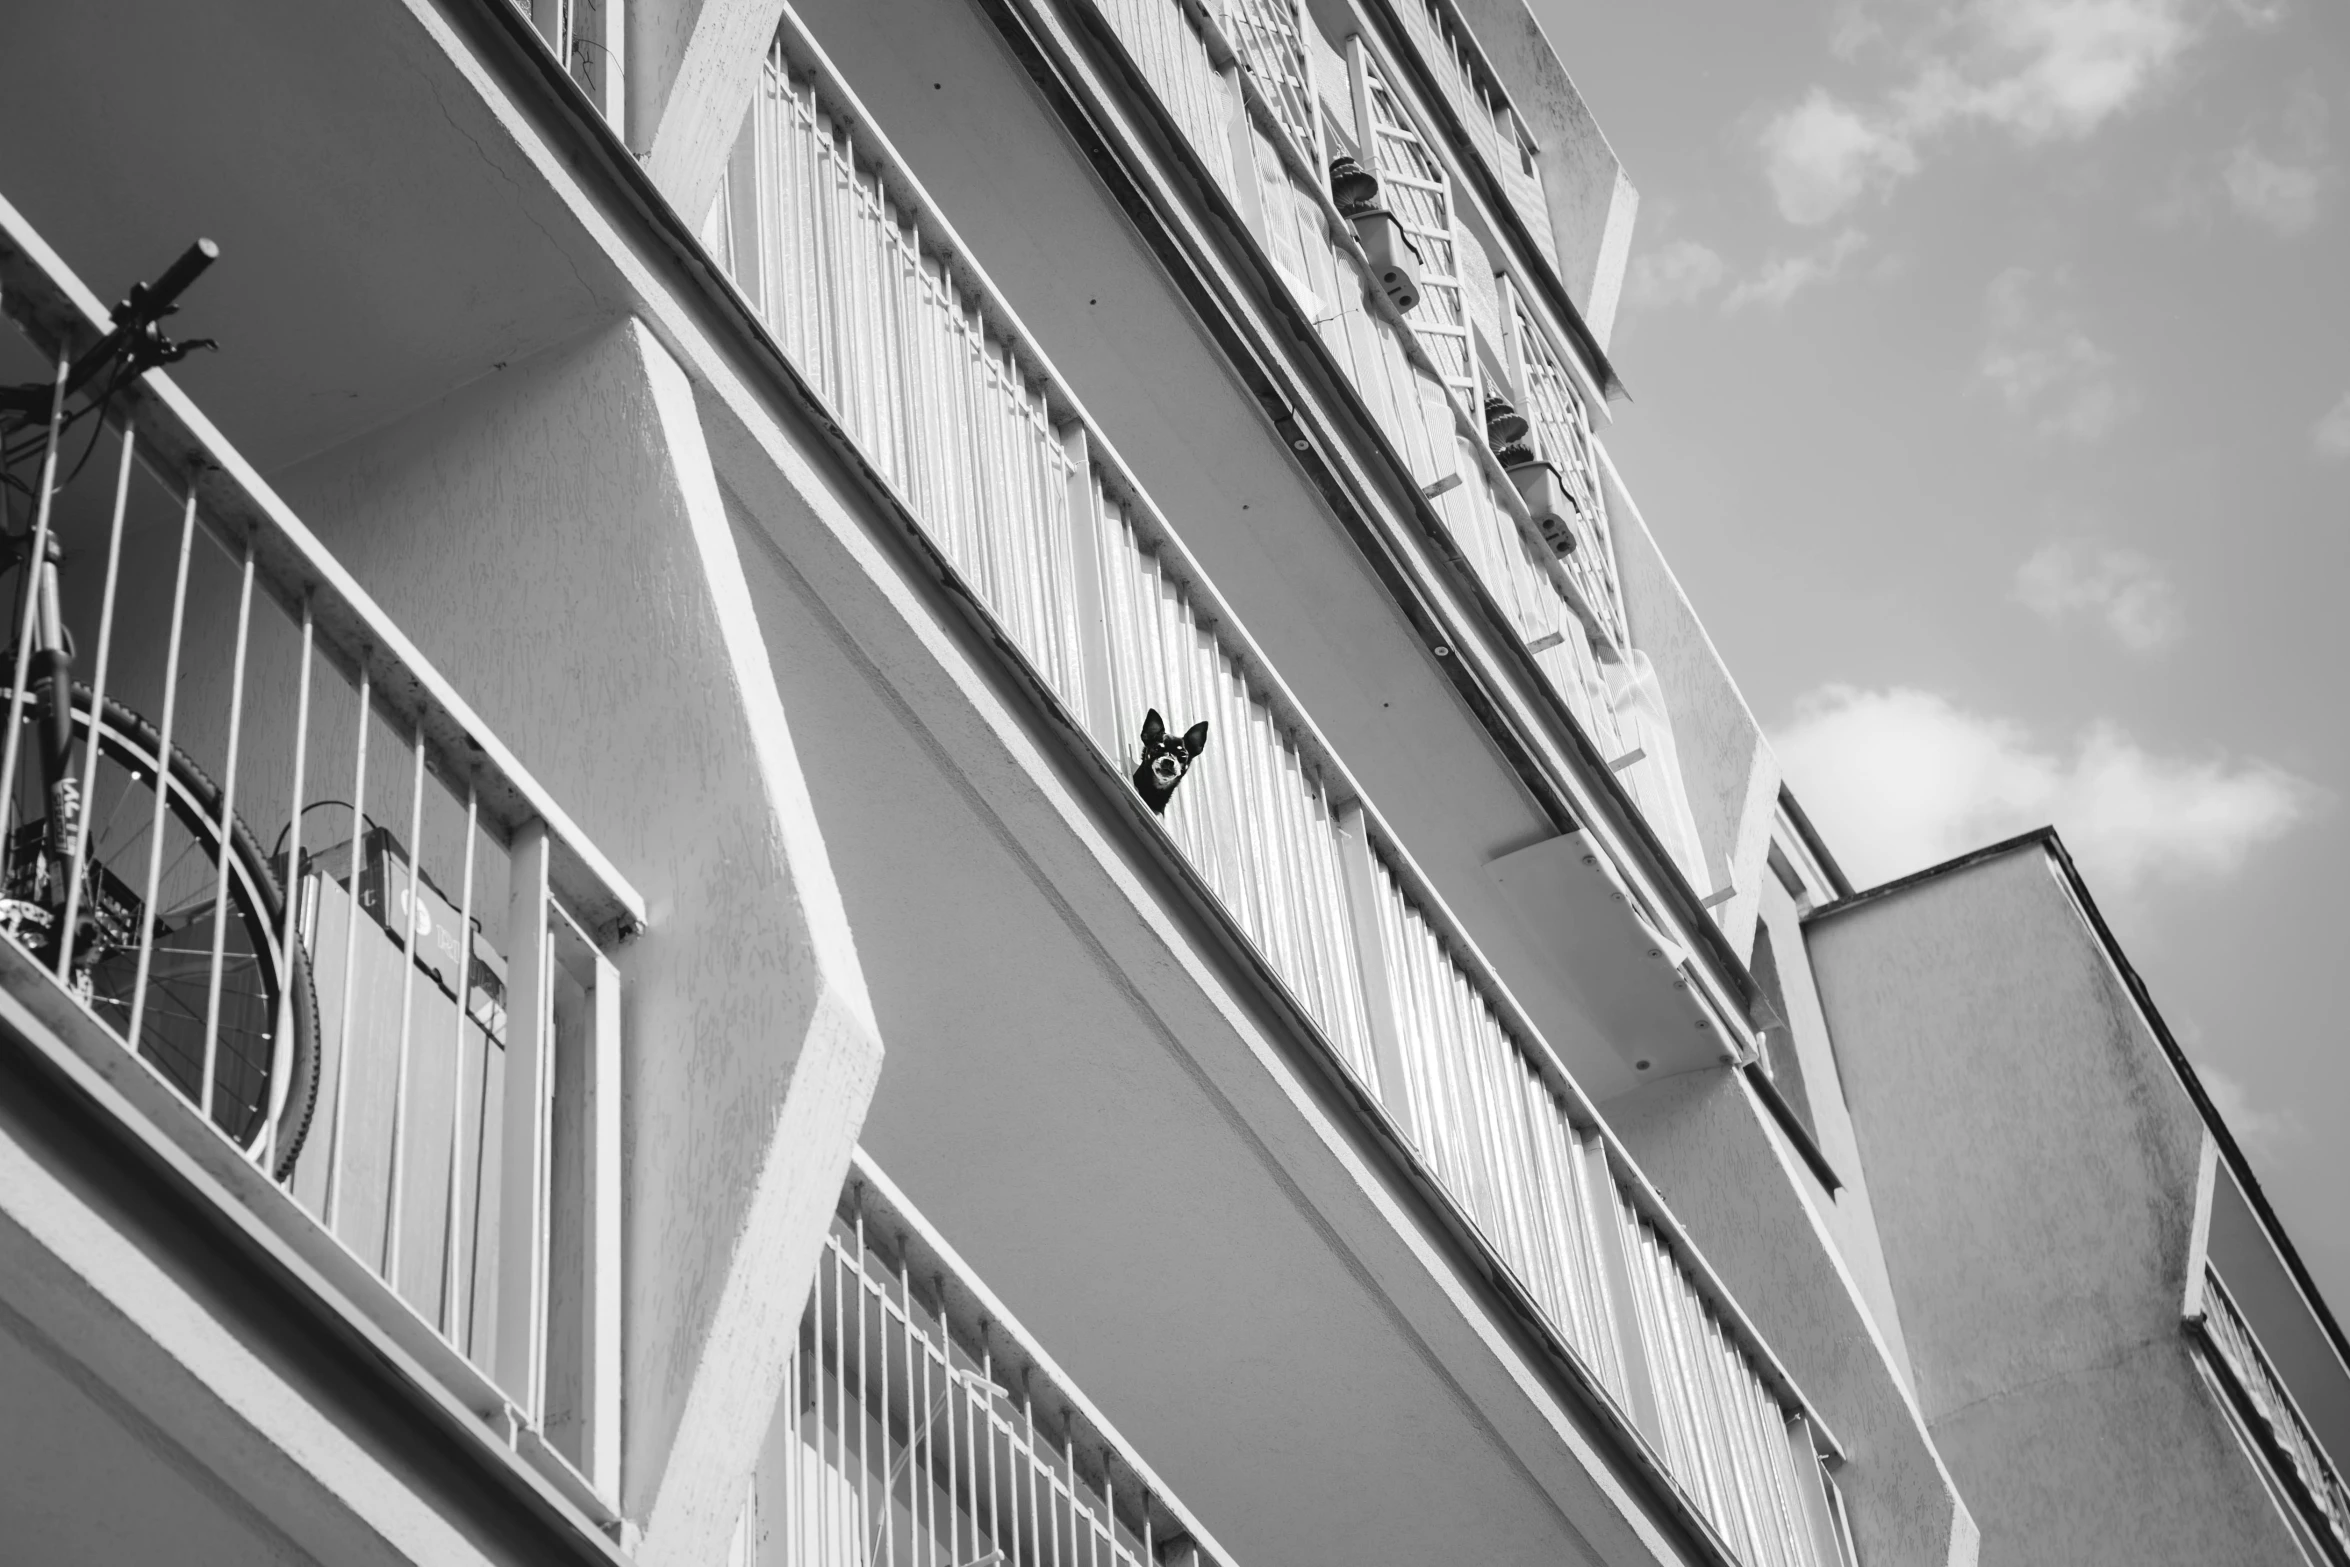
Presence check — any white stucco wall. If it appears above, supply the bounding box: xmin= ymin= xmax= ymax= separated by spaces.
xmin=1808 ymin=840 xmax=2316 ymax=1564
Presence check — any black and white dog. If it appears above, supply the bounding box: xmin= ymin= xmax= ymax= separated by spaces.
xmin=1132 ymin=708 xmax=1210 ymax=816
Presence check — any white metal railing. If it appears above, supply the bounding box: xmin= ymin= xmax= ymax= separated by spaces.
xmin=510 ymin=0 xmax=626 ymax=130
xmin=1220 ymin=0 xmax=1321 ymax=167
xmin=730 ymin=1155 xmax=1216 ymax=1567
xmin=1094 ymin=493 xmax=1379 ymax=1076
xmin=1387 ymin=0 xmax=1553 ymax=265
xmin=706 ymin=51 xmax=1092 ymax=718
xmin=702 ymin=14 xmax=1841 ymax=1564
xmin=1094 ymin=0 xmax=1239 ymax=189
xmin=0 ymin=195 xmax=638 ymax=1515
xmin=2198 ymin=1266 xmax=2350 ymax=1557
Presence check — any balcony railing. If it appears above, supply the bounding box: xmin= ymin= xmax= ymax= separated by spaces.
xmin=0 ymin=194 xmax=641 ymax=1519
xmin=507 ymin=0 xmax=626 ymax=131
xmin=731 ymin=1152 xmax=1226 ymax=1567
xmin=1078 ymin=0 xmax=1716 ymax=903
xmin=2196 ymin=1266 xmax=2350 ymax=1558
xmin=701 ymin=16 xmax=1848 ymax=1565
xmin=1384 ymin=0 xmax=1555 ymax=271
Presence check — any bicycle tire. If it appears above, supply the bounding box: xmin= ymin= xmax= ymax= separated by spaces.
xmin=3 ymin=684 xmax=321 ymax=1177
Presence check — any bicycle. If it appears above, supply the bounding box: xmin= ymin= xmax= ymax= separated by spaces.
xmin=0 ymin=241 xmax=320 ymax=1177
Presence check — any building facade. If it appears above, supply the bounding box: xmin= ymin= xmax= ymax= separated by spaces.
xmin=0 ymin=0 xmax=2336 ymax=1564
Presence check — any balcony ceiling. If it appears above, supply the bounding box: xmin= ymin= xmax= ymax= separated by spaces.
xmin=0 ymin=1308 xmax=290 ymax=1564
xmin=2 ymin=0 xmax=628 ymax=476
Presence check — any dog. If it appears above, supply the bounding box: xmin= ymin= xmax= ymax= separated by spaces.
xmin=1131 ymin=708 xmax=1210 ymax=816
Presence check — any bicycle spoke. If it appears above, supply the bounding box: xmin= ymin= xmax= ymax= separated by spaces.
xmin=12 ymin=699 xmax=305 ymax=1158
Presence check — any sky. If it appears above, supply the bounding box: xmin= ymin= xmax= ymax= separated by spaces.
xmin=1528 ymin=0 xmax=2350 ymax=1310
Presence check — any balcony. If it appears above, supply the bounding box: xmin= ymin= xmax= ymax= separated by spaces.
xmin=505 ymin=0 xmax=628 ymax=133
xmin=2194 ymin=1266 xmax=2350 ymax=1560
xmin=0 ymin=191 xmax=642 ymax=1525
xmin=697 ymin=14 xmax=1852 ymax=1565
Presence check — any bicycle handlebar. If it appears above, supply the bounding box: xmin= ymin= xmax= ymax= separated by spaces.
xmin=142 ymin=239 xmax=220 ymax=319
xmin=63 ymin=238 xmax=219 ymax=394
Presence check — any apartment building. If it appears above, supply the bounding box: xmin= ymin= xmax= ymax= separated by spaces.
xmin=0 ymin=0 xmax=2334 ymax=1564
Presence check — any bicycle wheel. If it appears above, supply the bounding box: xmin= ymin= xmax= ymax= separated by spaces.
xmin=1 ymin=685 xmax=320 ymax=1176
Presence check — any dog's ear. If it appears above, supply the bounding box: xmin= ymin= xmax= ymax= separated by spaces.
xmin=1182 ymin=720 xmax=1210 ymax=758
xmin=1141 ymin=708 xmax=1165 ymax=744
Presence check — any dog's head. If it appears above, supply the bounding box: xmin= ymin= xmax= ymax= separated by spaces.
xmin=1133 ymin=708 xmax=1210 ymax=814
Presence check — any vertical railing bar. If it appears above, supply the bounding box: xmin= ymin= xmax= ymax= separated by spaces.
xmin=899 ymin=1237 xmax=920 ymax=1567
xmin=988 ymin=1333 xmax=1006 ymax=1567
xmin=941 ymin=1270 xmax=963 ymax=1567
xmin=857 ymin=1206 xmax=874 ymax=1567
xmin=322 ymin=667 xmax=372 ymax=1229
xmin=382 ymin=724 xmax=428 ymax=1280
xmin=198 ymin=545 xmax=257 ymax=1127
xmin=876 ymin=1235 xmax=895 ymax=1567
xmin=439 ymin=785 xmax=480 ymax=1337
xmin=0 ymin=354 xmax=69 ymax=888
xmin=261 ymin=605 xmax=316 ymax=1177
xmin=819 ymin=1232 xmax=838 ymax=1567
xmin=123 ymin=492 xmax=197 ymax=1056
xmin=531 ymin=881 xmax=556 ymax=1418
xmin=54 ymin=418 xmax=137 ymax=984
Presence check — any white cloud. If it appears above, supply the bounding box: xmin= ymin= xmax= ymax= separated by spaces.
xmin=2225 ymin=143 xmax=2325 ymax=234
xmin=1775 ymin=685 xmax=2321 ymax=893
xmin=2226 ymin=88 xmax=2330 ymax=235
xmin=1761 ymin=92 xmax=1919 ymax=225
xmin=2148 ymin=86 xmax=2329 ymax=235
xmin=2316 ymin=389 xmax=2350 ymax=460
xmin=1725 ymin=230 xmax=1871 ymax=310
xmin=1626 ymin=238 xmax=1729 ymax=310
xmin=1761 ymin=0 xmax=2227 ymax=223
xmin=1920 ymin=0 xmax=2200 ymax=141
xmin=1977 ymin=268 xmax=2138 ymax=440
xmin=2013 ymin=540 xmax=2182 ymax=652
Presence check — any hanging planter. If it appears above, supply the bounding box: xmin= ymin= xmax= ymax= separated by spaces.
xmin=1328 ymin=155 xmax=1380 ymax=215
xmin=1351 ymin=207 xmax=1422 ymax=314
xmin=1507 ymin=457 xmax=1579 ymax=559
xmin=1484 ymin=394 xmax=1531 ymax=449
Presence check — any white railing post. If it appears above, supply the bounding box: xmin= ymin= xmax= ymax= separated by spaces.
xmin=1784 ymin=1414 xmax=1844 ymax=1567
xmin=1059 ymin=426 xmax=1122 ymax=756
xmin=1580 ymin=1139 xmax=1664 ymax=1448
xmin=583 ymin=931 xmax=623 ymax=1497
xmin=496 ymin=818 xmax=555 ymax=1417
xmin=588 ymin=0 xmax=627 ymax=132
xmin=1333 ymin=803 xmax=1411 ymax=1120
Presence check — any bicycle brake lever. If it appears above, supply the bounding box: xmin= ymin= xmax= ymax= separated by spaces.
xmin=150 ymin=336 xmax=218 ymax=368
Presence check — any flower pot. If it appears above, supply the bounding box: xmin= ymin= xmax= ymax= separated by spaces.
xmin=1507 ymin=459 xmax=1578 ymax=558
xmin=1350 ymin=208 xmax=1421 ymax=314
xmin=1328 ymin=155 xmax=1380 ymax=214
xmin=1484 ymin=394 xmax=1531 ymax=448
